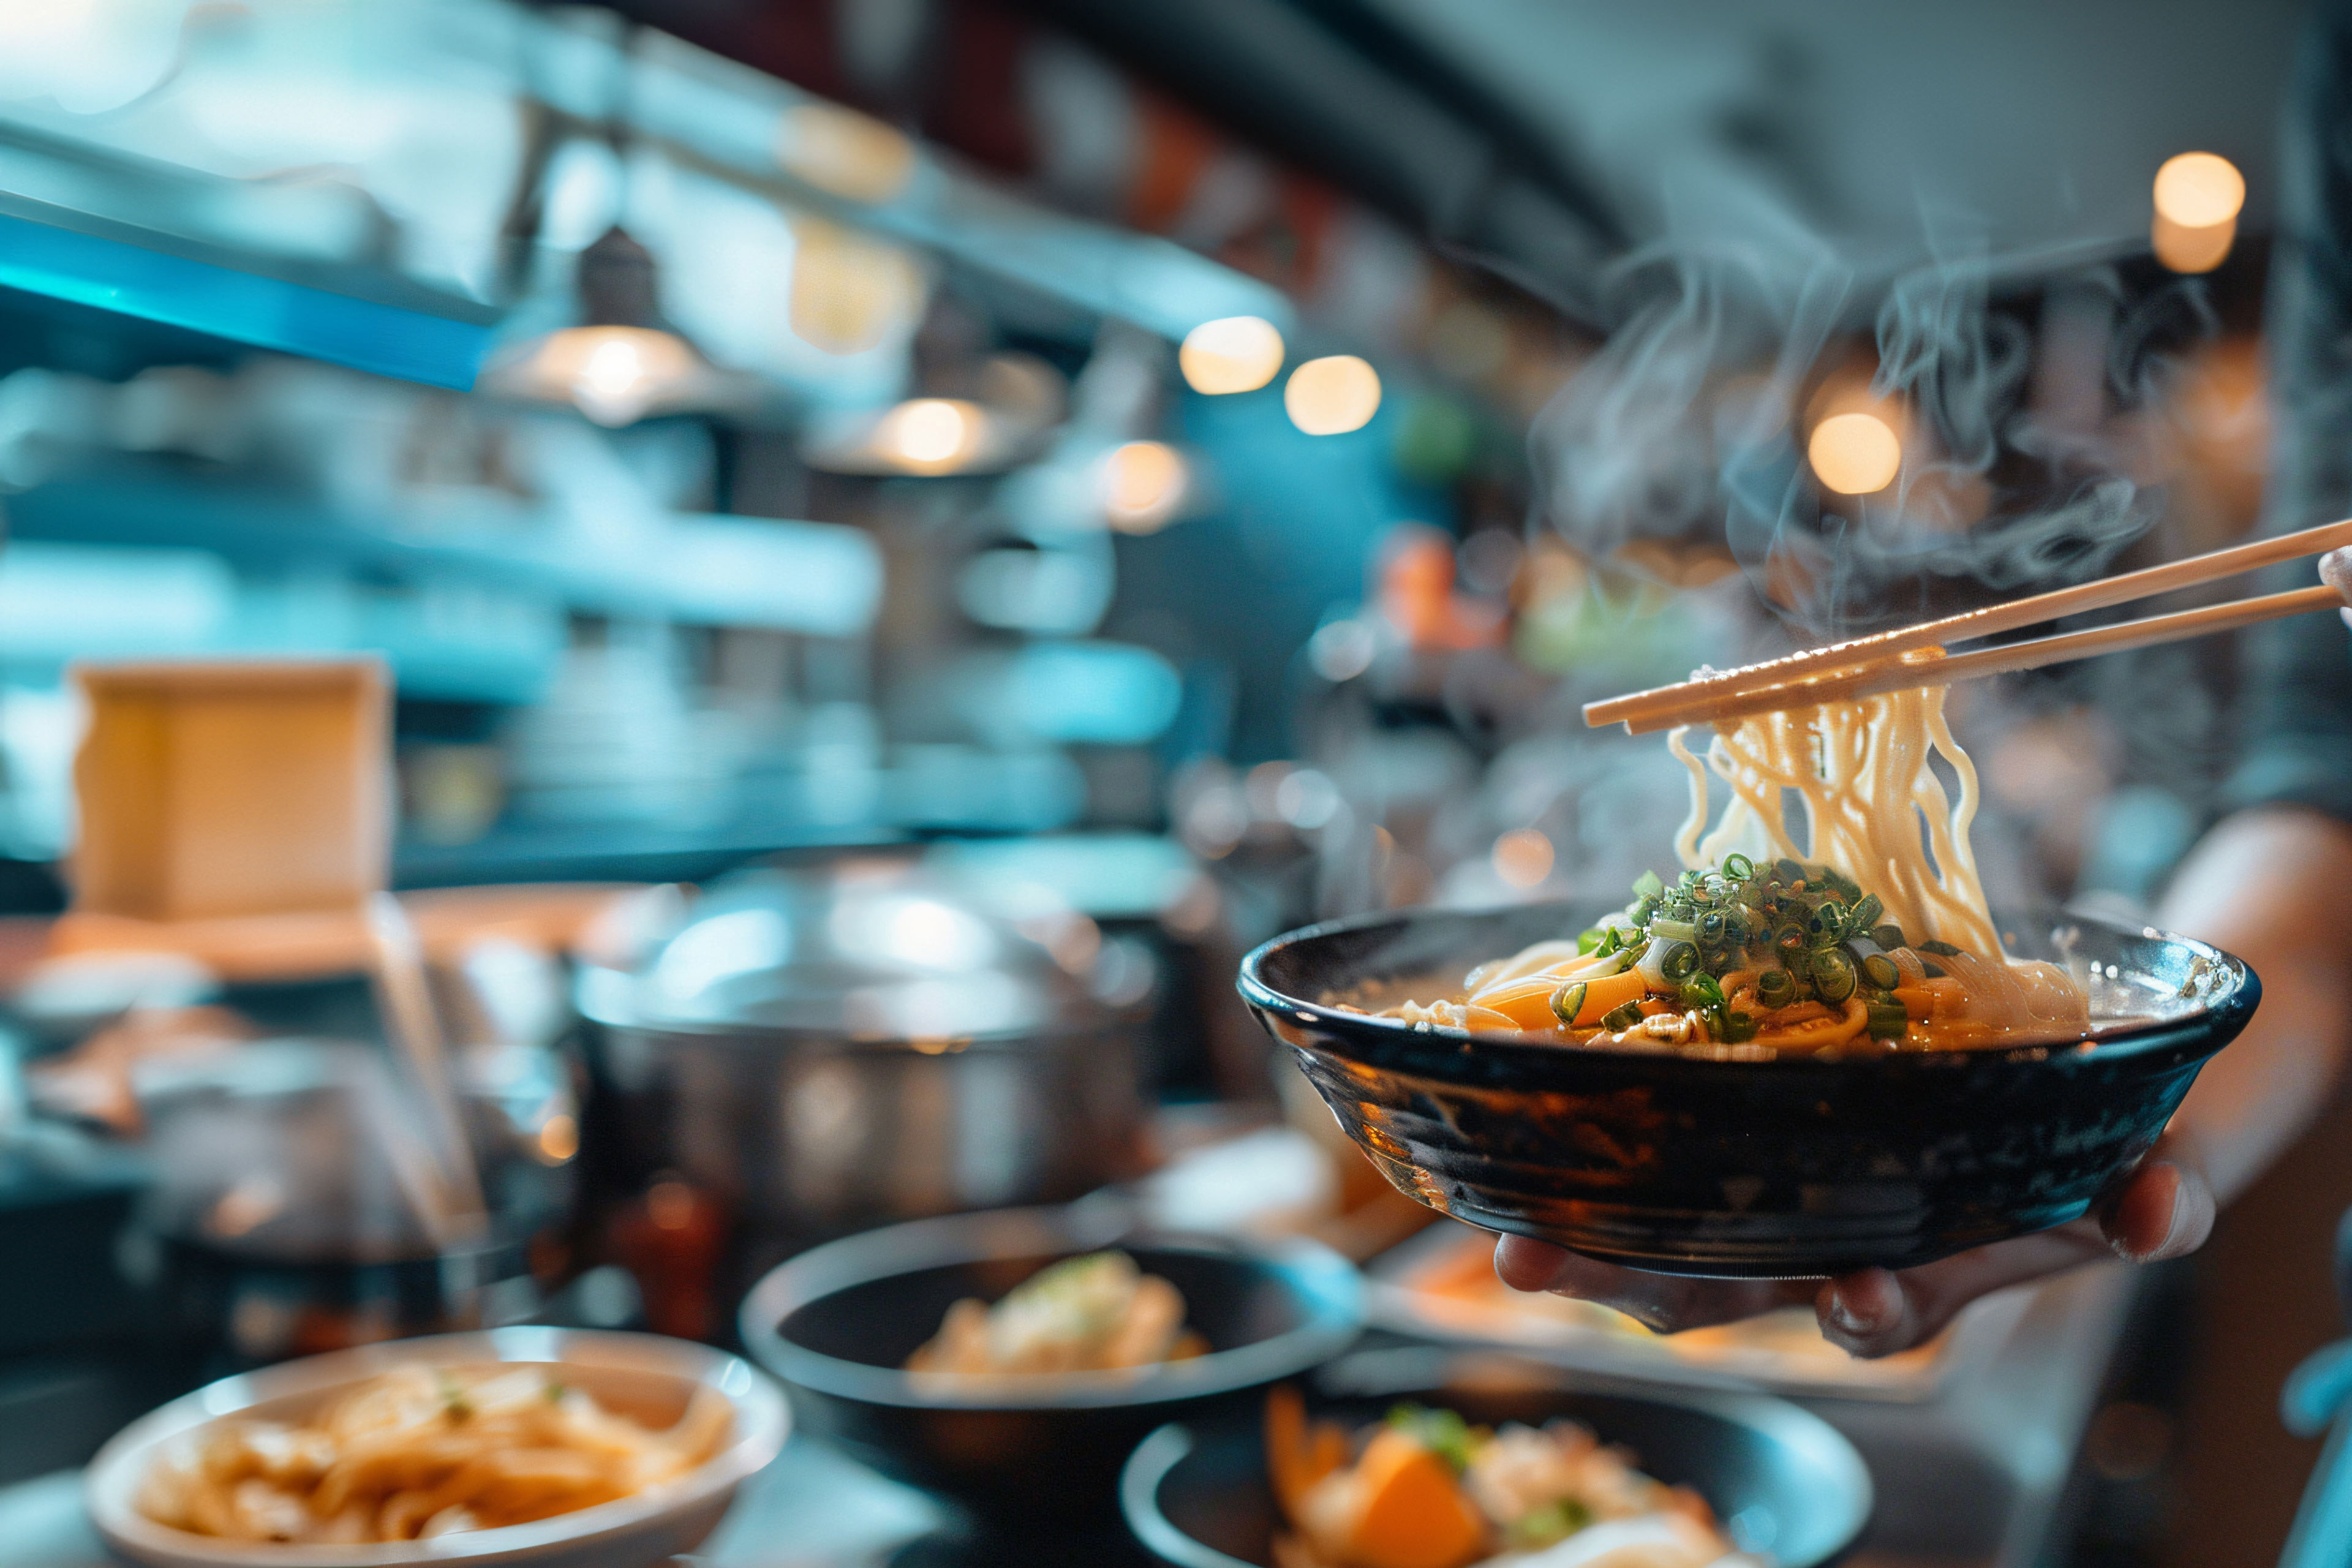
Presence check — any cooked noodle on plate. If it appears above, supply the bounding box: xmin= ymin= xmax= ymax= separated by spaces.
xmin=1373 ymin=689 xmax=2087 ymax=1053
xmin=134 ymin=1362 xmax=731 ymax=1544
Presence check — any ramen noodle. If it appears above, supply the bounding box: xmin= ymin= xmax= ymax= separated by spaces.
xmin=134 ymin=1363 xmax=730 ymax=1544
xmin=1265 ymin=1387 xmax=1730 ymax=1568
xmin=1379 ymin=688 xmax=2087 ymax=1052
xmin=906 ymin=1250 xmax=1209 ymax=1376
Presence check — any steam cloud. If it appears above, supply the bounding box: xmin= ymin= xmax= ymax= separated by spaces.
xmin=1534 ymin=215 xmax=2219 ymax=640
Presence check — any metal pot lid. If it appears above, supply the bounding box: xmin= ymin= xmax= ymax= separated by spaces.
xmin=579 ymin=853 xmax=1101 ymax=1040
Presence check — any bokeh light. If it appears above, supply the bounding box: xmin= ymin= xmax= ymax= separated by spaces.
xmin=1178 ymin=316 xmax=1285 ymax=394
xmin=1807 ymin=411 xmax=1903 ymax=495
xmin=2153 ymin=153 xmax=2245 ymax=228
xmin=878 ymin=398 xmax=981 ymax=472
xmin=1099 ymin=440 xmax=1188 ymax=533
xmin=1285 ymin=355 xmax=1382 ymax=435
xmin=1491 ymin=828 xmax=1554 ymax=888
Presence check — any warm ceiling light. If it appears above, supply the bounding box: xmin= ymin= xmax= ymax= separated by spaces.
xmin=502 ymin=325 xmax=701 ymax=426
xmin=1100 ymin=440 xmax=1188 ymax=533
xmin=2153 ymin=153 xmax=2245 ymax=229
xmin=2153 ymin=213 xmax=2236 ymax=274
xmin=1808 ymin=411 xmax=1902 ymax=495
xmin=878 ymin=398 xmax=982 ymax=472
xmin=1178 ymin=316 xmax=1284 ymax=394
xmin=1285 ymin=355 xmax=1382 ymax=435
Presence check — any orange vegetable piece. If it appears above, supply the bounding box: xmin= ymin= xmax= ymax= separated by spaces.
xmin=1337 ymin=1428 xmax=1489 ymax=1568
xmin=1266 ymin=1387 xmax=1346 ymax=1523
xmin=1567 ymin=969 xmax=1647 ymax=1027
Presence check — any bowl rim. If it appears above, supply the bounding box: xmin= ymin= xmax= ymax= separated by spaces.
xmin=736 ymin=1200 xmax=1365 ymax=1411
xmin=1239 ymin=899 xmax=2255 ymax=1071
xmin=1118 ymin=1349 xmax=1874 ymax=1568
xmin=83 ymin=1327 xmax=790 ymax=1567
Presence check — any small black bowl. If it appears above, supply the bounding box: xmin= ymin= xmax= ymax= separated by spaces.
xmin=1240 ymin=902 xmax=2256 ymax=1278
xmin=1123 ymin=1346 xmax=1872 ymax=1568
xmin=738 ymin=1202 xmax=1363 ymax=1532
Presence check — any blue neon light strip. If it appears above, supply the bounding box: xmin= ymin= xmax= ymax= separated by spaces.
xmin=0 ymin=191 xmax=498 ymax=390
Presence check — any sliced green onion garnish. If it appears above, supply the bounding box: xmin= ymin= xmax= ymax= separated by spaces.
xmin=1550 ymin=981 xmax=1588 ymax=1027
xmin=1756 ymin=968 xmax=1795 ymax=1007
xmin=1659 ymin=941 xmax=1700 ymax=983
xmin=1722 ymin=853 xmax=1753 ymax=880
xmin=1848 ymin=894 xmax=1883 ymax=930
xmin=1632 ymin=869 xmax=1664 ymax=900
xmin=1600 ymin=1000 xmax=1644 ymax=1031
xmin=1576 ymin=928 xmax=1604 ymax=956
xmin=1811 ymin=949 xmax=1856 ymax=1003
xmin=1718 ymin=1009 xmax=1758 ymax=1044
xmin=1865 ymin=998 xmax=1909 ymax=1039
xmin=1870 ymin=924 xmax=1906 ymax=951
xmin=1860 ymin=953 xmax=1901 ymax=991
xmin=1918 ymin=939 xmax=1963 ymax=957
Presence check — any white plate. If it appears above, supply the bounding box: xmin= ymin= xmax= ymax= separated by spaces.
xmin=85 ymin=1327 xmax=789 ymax=1568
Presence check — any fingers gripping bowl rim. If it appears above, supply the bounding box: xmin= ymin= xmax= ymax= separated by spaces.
xmin=84 ymin=1327 xmax=789 ymax=1568
xmin=1238 ymin=900 xmax=2257 ymax=1279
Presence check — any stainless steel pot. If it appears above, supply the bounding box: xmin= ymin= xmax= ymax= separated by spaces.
xmin=577 ymin=852 xmax=1147 ymax=1264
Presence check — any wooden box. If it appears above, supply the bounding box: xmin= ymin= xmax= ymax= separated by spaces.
xmin=68 ymin=658 xmax=390 ymax=922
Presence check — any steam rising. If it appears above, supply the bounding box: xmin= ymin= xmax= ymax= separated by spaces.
xmin=1536 ymin=221 xmax=2218 ymax=638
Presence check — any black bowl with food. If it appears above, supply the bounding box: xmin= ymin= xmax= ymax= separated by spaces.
xmin=738 ymin=1202 xmax=1363 ymax=1532
xmin=1123 ymin=1346 xmax=1872 ymax=1568
xmin=1239 ymin=899 xmax=2255 ymax=1279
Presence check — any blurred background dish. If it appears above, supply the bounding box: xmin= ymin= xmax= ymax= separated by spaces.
xmin=83 ymin=1326 xmax=788 ymax=1567
xmin=736 ymin=1202 xmax=1363 ymax=1535
xmin=1121 ymin=1346 xmax=1872 ymax=1568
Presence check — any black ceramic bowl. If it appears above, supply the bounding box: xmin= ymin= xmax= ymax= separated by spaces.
xmin=1123 ymin=1346 xmax=1872 ymax=1568
xmin=1240 ymin=902 xmax=2257 ymax=1278
xmin=738 ymin=1202 xmax=1363 ymax=1532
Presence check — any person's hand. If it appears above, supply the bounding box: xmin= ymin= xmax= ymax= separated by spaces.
xmin=1492 ymin=1135 xmax=2214 ymax=1357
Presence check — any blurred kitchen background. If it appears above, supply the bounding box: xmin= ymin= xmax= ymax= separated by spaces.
xmin=0 ymin=2 xmax=2329 ymax=1566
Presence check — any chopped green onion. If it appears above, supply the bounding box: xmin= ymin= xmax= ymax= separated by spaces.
xmin=1649 ymin=917 xmax=1698 ymax=944
xmin=1722 ymin=853 xmax=1753 ymax=880
xmin=1632 ymin=870 xmax=1664 ymax=900
xmin=1918 ymin=939 xmax=1963 ymax=957
xmin=1865 ymin=998 xmax=1910 ymax=1039
xmin=1678 ymin=973 xmax=1724 ymax=1013
xmin=1860 ymin=954 xmax=1902 ymax=991
xmin=1848 ymin=894 xmax=1883 ymax=930
xmin=1600 ymin=1000 xmax=1645 ymax=1031
xmin=1659 ymin=941 xmax=1700 ymax=983
xmin=1550 ymin=982 xmax=1588 ymax=1027
xmin=1774 ymin=858 xmax=1804 ymax=884
xmin=1810 ymin=949 xmax=1857 ymax=1004
xmin=1921 ymin=961 xmax=1947 ymax=978
xmin=1870 ymin=923 xmax=1906 ymax=951
xmin=1385 ymin=1404 xmax=1478 ymax=1474
xmin=1756 ymin=969 xmax=1796 ymax=1008
xmin=1717 ymin=1009 xmax=1758 ymax=1044
xmin=1596 ymin=927 xmax=1624 ymax=957
xmin=1697 ymin=910 xmax=1728 ymax=946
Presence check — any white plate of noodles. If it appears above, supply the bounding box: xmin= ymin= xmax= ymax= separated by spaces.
xmin=85 ymin=1327 xmax=788 ymax=1568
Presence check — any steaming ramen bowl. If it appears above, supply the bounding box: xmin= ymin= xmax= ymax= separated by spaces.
xmin=1240 ymin=900 xmax=2256 ymax=1278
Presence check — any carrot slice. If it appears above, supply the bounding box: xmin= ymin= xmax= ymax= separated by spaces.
xmin=1266 ymin=1387 xmax=1346 ymax=1524
xmin=1337 ymin=1428 xmax=1488 ymax=1568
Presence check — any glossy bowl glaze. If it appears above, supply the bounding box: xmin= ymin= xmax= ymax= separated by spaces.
xmin=737 ymin=1202 xmax=1363 ymax=1533
xmin=1240 ymin=902 xmax=2257 ymax=1278
xmin=1123 ymin=1346 xmax=1871 ymax=1568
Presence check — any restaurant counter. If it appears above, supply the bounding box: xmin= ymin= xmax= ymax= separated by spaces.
xmin=0 ymin=1258 xmax=2138 ymax=1568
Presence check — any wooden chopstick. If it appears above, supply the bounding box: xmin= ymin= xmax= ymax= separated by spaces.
xmin=1618 ymin=583 xmax=2343 ymax=734
xmin=1585 ymin=516 xmax=2352 ymax=732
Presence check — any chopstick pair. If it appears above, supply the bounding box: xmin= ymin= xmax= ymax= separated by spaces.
xmin=1584 ymin=519 xmax=2352 ymax=735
